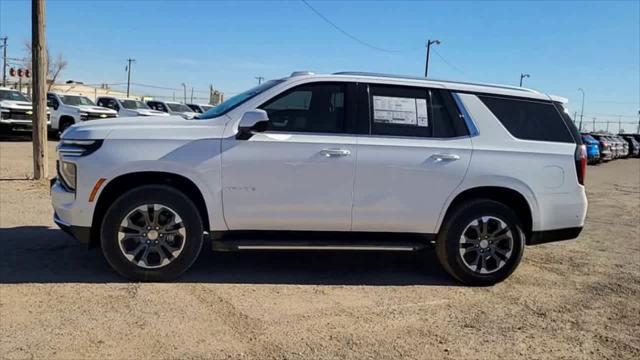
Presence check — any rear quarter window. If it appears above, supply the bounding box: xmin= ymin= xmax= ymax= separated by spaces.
xmin=478 ymin=95 xmax=574 ymax=143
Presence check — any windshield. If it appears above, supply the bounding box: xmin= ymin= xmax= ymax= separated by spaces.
xmin=198 ymin=79 xmax=284 ymax=119
xmin=60 ymin=95 xmax=96 ymax=106
xmin=0 ymin=89 xmax=30 ymax=102
xmin=121 ymin=99 xmax=150 ymax=110
xmin=167 ymin=103 xmax=193 ymax=112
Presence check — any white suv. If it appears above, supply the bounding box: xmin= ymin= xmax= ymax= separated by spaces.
xmin=51 ymin=72 xmax=588 ymax=285
xmin=95 ymin=96 xmax=170 ymax=118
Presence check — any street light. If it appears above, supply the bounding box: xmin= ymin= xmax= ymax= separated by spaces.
xmin=578 ymin=88 xmax=585 ymax=131
xmin=424 ymin=39 xmax=441 ymax=78
xmin=519 ymin=73 xmax=530 ymax=87
xmin=181 ymin=83 xmax=187 ymax=103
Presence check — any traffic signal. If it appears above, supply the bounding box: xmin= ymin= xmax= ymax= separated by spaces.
xmin=24 ymin=69 xmax=30 ymax=78
xmin=9 ymin=67 xmax=16 ymax=77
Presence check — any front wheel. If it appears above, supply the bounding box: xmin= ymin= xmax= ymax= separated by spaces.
xmin=435 ymin=199 xmax=525 ymax=286
xmin=100 ymin=185 xmax=204 ymax=281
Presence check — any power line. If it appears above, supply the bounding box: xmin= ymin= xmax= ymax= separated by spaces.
xmin=431 ymin=48 xmax=467 ymax=76
xmin=300 ymin=0 xmax=404 ymax=53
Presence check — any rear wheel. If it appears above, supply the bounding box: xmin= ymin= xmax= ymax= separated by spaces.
xmin=100 ymin=185 xmax=204 ymax=281
xmin=435 ymin=199 xmax=524 ymax=286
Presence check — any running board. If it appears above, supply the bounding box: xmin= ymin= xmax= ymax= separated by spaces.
xmin=210 ymin=231 xmax=434 ymax=252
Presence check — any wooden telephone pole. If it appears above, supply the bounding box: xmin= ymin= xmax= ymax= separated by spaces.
xmin=32 ymin=0 xmax=48 ymax=180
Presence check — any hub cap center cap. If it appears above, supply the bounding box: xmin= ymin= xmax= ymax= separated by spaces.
xmin=147 ymin=230 xmax=159 ymax=241
xmin=479 ymin=239 xmax=489 ymax=249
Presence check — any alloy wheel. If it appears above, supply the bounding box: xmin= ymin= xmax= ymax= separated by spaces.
xmin=458 ymin=216 xmax=514 ymax=274
xmin=117 ymin=204 xmax=187 ymax=269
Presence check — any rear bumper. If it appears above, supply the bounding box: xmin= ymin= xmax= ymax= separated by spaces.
xmin=528 ymin=227 xmax=582 ymax=245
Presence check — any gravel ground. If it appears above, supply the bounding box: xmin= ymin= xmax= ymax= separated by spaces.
xmin=1 ymin=138 xmax=639 ymax=360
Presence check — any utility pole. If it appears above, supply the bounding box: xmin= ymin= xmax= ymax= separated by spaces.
xmin=190 ymin=87 xmax=193 ymax=103
xmin=637 ymin=110 xmax=640 ymax=134
xmin=592 ymin=117 xmax=596 ymax=132
xmin=519 ymin=73 xmax=530 ymax=87
xmin=31 ymin=0 xmax=48 ymax=181
xmin=606 ymin=120 xmax=609 ymax=133
xmin=181 ymin=83 xmax=187 ymax=103
xmin=424 ymin=39 xmax=441 ymax=78
xmin=126 ymin=58 xmax=135 ymax=98
xmin=618 ymin=115 xmax=622 ymax=134
xmin=1 ymin=37 xmax=7 ymax=87
xmin=578 ymin=88 xmax=585 ymax=132
xmin=255 ymin=76 xmax=264 ymax=85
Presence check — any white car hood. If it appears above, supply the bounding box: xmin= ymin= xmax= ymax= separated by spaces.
xmin=135 ymin=108 xmax=170 ymax=116
xmin=62 ymin=115 xmax=227 ymax=140
xmin=69 ymin=104 xmax=117 ymax=114
xmin=0 ymin=100 xmax=33 ymax=110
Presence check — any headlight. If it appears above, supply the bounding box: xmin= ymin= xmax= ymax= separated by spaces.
xmin=0 ymin=107 xmax=9 ymax=113
xmin=57 ymin=139 xmax=104 ymax=157
xmin=79 ymin=112 xmax=88 ymax=120
xmin=58 ymin=161 xmax=76 ymax=190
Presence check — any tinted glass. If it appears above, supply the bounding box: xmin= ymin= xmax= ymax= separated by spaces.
xmin=368 ymin=85 xmax=461 ymax=138
xmin=260 ymin=83 xmax=346 ymax=133
xmin=479 ymin=96 xmax=574 ymax=143
xmin=199 ymin=79 xmax=284 ymax=119
xmin=0 ymin=89 xmax=29 ymax=102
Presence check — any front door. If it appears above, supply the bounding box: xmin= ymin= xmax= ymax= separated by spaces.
xmin=221 ymin=82 xmax=358 ymax=231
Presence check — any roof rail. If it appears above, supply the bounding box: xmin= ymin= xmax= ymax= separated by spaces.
xmin=290 ymin=71 xmax=315 ymax=77
xmin=332 ymin=71 xmax=536 ymax=93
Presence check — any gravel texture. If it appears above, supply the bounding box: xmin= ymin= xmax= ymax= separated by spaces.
xmin=1 ymin=138 xmax=639 ymax=359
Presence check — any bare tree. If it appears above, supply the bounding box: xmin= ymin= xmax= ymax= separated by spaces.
xmin=23 ymin=41 xmax=68 ymax=90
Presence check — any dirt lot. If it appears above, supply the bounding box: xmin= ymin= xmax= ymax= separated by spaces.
xmin=1 ymin=137 xmax=639 ymax=360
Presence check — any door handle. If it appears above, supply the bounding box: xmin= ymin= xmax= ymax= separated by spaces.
xmin=320 ymin=148 xmax=351 ymax=157
xmin=431 ymin=153 xmax=460 ymax=162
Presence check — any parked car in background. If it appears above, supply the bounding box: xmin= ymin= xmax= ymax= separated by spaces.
xmin=614 ymin=135 xmax=630 ymax=158
xmin=186 ymin=103 xmax=214 ymax=114
xmin=146 ymin=100 xmax=198 ymax=119
xmin=47 ymin=93 xmax=117 ymax=134
xmin=606 ymin=135 xmax=622 ymax=158
xmin=52 ymin=71 xmax=588 ymax=286
xmin=0 ymin=87 xmax=50 ymax=134
xmin=96 ymin=96 xmax=170 ymax=118
xmin=590 ymin=134 xmax=613 ymax=161
xmin=581 ymin=134 xmax=601 ymax=164
xmin=621 ymin=135 xmax=640 ymax=157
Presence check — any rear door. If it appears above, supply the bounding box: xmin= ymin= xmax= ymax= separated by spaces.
xmin=352 ymin=84 xmax=472 ymax=233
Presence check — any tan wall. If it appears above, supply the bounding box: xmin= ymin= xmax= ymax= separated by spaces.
xmin=50 ymin=84 xmax=142 ymax=101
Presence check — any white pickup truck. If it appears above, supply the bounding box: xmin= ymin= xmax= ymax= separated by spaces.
xmin=0 ymin=87 xmax=50 ymax=134
xmin=96 ymin=96 xmax=170 ymax=118
xmin=47 ymin=92 xmax=117 ymax=134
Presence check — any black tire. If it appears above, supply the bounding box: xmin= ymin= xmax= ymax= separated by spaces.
xmin=100 ymin=185 xmax=204 ymax=281
xmin=435 ymin=199 xmax=525 ymax=286
xmin=58 ymin=119 xmax=74 ymax=137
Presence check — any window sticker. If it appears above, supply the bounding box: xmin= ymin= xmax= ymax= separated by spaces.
xmin=416 ymin=98 xmax=429 ymax=127
xmin=372 ymin=96 xmax=428 ymax=127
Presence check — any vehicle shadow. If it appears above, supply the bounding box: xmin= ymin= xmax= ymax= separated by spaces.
xmin=0 ymin=226 xmax=456 ymax=286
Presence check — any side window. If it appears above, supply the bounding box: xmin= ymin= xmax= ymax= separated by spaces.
xmin=47 ymin=94 xmax=58 ymax=109
xmin=479 ymin=95 xmax=574 ymax=143
xmin=96 ymin=98 xmax=106 ymax=107
xmin=260 ymin=83 xmax=347 ymax=134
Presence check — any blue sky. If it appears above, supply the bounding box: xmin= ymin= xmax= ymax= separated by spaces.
xmin=1 ymin=0 xmax=639 ymax=131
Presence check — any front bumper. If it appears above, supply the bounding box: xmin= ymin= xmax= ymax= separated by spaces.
xmin=53 ymin=212 xmax=91 ymax=244
xmin=0 ymin=118 xmax=51 ymax=131
xmin=51 ymin=177 xmax=92 ymax=245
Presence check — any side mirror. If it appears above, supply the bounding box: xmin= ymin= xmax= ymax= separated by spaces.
xmin=236 ymin=109 xmax=269 ymax=140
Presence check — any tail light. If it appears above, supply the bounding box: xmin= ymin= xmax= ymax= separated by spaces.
xmin=575 ymin=144 xmax=587 ymax=185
